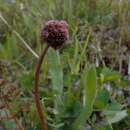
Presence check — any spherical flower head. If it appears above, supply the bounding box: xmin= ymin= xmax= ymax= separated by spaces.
xmin=41 ymin=20 xmax=69 ymax=49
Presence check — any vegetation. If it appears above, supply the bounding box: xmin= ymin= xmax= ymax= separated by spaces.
xmin=0 ymin=0 xmax=130 ymax=130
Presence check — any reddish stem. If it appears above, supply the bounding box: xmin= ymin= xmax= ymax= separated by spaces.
xmin=34 ymin=45 xmax=49 ymax=130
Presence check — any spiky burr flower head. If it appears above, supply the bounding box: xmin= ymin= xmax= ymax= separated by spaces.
xmin=41 ymin=20 xmax=69 ymax=49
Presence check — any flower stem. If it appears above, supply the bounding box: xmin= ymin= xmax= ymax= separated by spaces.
xmin=34 ymin=45 xmax=49 ymax=130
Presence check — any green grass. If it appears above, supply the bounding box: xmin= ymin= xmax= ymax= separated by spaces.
xmin=0 ymin=0 xmax=130 ymax=130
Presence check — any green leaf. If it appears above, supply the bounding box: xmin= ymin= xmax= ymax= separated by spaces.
xmin=106 ymin=100 xmax=122 ymax=111
xmin=95 ymin=89 xmax=110 ymax=109
xmin=18 ymin=72 xmax=33 ymax=90
xmin=0 ymin=34 xmax=19 ymax=60
xmin=103 ymin=100 xmax=127 ymax=124
xmin=73 ymin=65 xmax=97 ymax=130
xmin=103 ymin=110 xmax=127 ymax=124
xmin=47 ymin=48 xmax=63 ymax=95
xmin=84 ymin=65 xmax=97 ymax=105
xmin=47 ymin=48 xmax=63 ymax=119
xmin=94 ymin=125 xmax=113 ymax=130
xmin=3 ymin=120 xmax=16 ymax=130
xmin=101 ymin=68 xmax=121 ymax=82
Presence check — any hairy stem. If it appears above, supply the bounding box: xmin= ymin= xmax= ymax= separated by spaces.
xmin=34 ymin=45 xmax=49 ymax=130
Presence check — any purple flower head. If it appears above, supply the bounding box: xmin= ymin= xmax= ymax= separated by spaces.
xmin=41 ymin=20 xmax=69 ymax=49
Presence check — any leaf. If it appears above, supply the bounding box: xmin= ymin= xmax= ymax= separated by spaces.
xmin=0 ymin=34 xmax=19 ymax=60
xmin=3 ymin=120 xmax=16 ymax=130
xmin=84 ymin=65 xmax=97 ymax=105
xmin=95 ymin=125 xmax=113 ymax=130
xmin=103 ymin=110 xmax=127 ymax=124
xmin=103 ymin=100 xmax=127 ymax=124
xmin=106 ymin=100 xmax=122 ymax=111
xmin=18 ymin=72 xmax=33 ymax=90
xmin=95 ymin=89 xmax=110 ymax=109
xmin=73 ymin=65 xmax=97 ymax=130
xmin=101 ymin=68 xmax=121 ymax=82
xmin=47 ymin=48 xmax=63 ymax=118
xmin=47 ymin=48 xmax=63 ymax=95
xmin=48 ymin=122 xmax=64 ymax=129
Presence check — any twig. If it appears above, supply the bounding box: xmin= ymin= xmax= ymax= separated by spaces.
xmin=34 ymin=45 xmax=49 ymax=130
xmin=0 ymin=12 xmax=39 ymax=59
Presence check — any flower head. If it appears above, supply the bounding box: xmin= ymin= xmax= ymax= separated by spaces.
xmin=41 ymin=20 xmax=69 ymax=49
